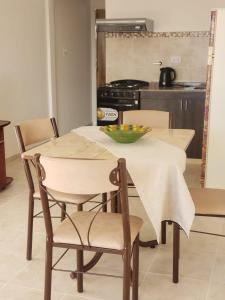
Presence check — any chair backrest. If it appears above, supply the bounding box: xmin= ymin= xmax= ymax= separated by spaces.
xmin=34 ymin=154 xmax=131 ymax=248
xmin=39 ymin=156 xmax=119 ymax=195
xmin=14 ymin=118 xmax=59 ymax=193
xmin=15 ymin=118 xmax=58 ymax=150
xmin=123 ymin=110 xmax=171 ymax=128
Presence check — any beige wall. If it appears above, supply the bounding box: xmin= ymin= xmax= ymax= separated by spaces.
xmin=91 ymin=0 xmax=105 ymax=9
xmin=54 ymin=0 xmax=92 ymax=134
xmin=0 ymin=0 xmax=95 ymax=157
xmin=106 ymin=36 xmax=209 ymax=83
xmin=106 ymin=0 xmax=225 ymax=31
xmin=0 ymin=0 xmax=49 ymax=158
xmin=205 ymin=9 xmax=225 ymax=188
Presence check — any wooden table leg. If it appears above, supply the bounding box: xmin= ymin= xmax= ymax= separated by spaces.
xmin=173 ymin=222 xmax=180 ymax=283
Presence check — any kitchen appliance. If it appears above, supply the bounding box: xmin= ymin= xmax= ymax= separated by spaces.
xmin=159 ymin=67 xmax=176 ymax=87
xmin=96 ymin=18 xmax=154 ymax=33
xmin=97 ymin=79 xmax=149 ymax=125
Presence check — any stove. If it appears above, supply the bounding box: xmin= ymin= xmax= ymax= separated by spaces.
xmin=97 ymin=79 xmax=149 ymax=125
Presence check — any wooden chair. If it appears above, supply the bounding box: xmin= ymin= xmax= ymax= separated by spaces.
xmin=162 ymin=187 xmax=225 ymax=283
xmin=14 ymin=118 xmax=97 ymax=260
xmin=34 ymin=154 xmax=143 ymax=300
xmin=122 ymin=110 xmax=171 ymax=128
xmin=122 ymin=110 xmax=171 ymax=190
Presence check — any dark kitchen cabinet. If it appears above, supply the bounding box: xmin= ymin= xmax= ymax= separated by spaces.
xmin=140 ymin=91 xmax=206 ymax=158
xmin=182 ymin=93 xmax=205 ymax=158
xmin=141 ymin=92 xmax=183 ymax=128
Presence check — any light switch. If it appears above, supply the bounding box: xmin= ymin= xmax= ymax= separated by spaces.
xmin=170 ymin=56 xmax=181 ymax=64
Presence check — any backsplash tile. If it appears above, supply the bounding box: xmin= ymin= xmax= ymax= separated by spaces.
xmin=106 ymin=31 xmax=210 ymax=39
xmin=106 ymin=32 xmax=209 ymax=83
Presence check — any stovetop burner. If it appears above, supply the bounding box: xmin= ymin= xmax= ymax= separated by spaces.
xmin=104 ymin=79 xmax=149 ymax=90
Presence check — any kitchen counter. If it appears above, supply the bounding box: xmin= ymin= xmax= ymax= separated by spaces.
xmin=139 ymin=82 xmax=206 ymax=94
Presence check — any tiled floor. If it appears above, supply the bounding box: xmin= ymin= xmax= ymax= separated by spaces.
xmin=0 ymin=158 xmax=224 ymax=299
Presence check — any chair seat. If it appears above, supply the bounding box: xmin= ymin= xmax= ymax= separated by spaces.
xmin=190 ymin=188 xmax=225 ymax=216
xmin=53 ymin=211 xmax=143 ymax=250
xmin=34 ymin=190 xmax=97 ymax=205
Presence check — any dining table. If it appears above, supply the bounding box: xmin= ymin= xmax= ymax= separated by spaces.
xmin=22 ymin=126 xmax=195 ymax=283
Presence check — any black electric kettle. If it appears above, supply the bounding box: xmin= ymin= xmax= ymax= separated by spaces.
xmin=159 ymin=67 xmax=176 ymax=87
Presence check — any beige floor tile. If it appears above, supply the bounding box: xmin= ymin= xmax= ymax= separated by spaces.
xmin=192 ymin=216 xmax=225 ymax=236
xmin=216 ymin=236 xmax=225 ymax=254
xmin=210 ymin=251 xmax=225 ymax=285
xmin=62 ymin=295 xmax=94 ymax=300
xmin=140 ymin=273 xmax=208 ymax=300
xmin=207 ymin=282 xmax=225 ymax=300
xmin=0 ymin=284 xmax=63 ymax=300
xmin=149 ymin=244 xmax=215 ymax=281
xmin=12 ymin=259 xmax=77 ymax=294
xmin=0 ymin=280 xmax=5 ymax=289
xmin=0 ymin=156 xmax=221 ymax=300
xmin=163 ymin=230 xmax=220 ymax=256
xmin=70 ymin=274 xmax=124 ymax=300
xmin=0 ymin=251 xmax=29 ymax=282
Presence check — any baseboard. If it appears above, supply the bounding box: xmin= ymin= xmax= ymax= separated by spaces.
xmin=6 ymin=154 xmax=20 ymax=162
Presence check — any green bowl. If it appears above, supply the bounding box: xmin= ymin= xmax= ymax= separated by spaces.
xmin=100 ymin=125 xmax=151 ymax=144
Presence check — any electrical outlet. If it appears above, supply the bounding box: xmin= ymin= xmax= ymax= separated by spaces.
xmin=170 ymin=56 xmax=181 ymax=64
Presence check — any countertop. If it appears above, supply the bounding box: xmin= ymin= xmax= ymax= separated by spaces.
xmin=139 ymin=82 xmax=206 ymax=93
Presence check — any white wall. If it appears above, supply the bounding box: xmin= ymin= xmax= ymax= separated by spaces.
xmin=54 ymin=0 xmax=92 ymax=134
xmin=0 ymin=0 xmax=49 ymax=157
xmin=106 ymin=0 xmax=225 ymax=31
xmin=205 ymin=9 xmax=225 ymax=188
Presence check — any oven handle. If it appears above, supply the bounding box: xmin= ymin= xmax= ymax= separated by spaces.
xmin=99 ymin=103 xmax=137 ymax=108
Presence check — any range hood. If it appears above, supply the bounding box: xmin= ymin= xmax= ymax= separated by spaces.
xmin=96 ymin=18 xmax=153 ymax=33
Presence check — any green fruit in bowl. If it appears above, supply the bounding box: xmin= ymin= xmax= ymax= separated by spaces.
xmin=100 ymin=124 xmax=151 ymax=143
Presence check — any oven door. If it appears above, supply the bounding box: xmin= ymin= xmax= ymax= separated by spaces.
xmin=97 ymin=99 xmax=139 ymax=125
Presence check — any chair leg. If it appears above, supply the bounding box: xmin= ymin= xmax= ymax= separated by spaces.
xmin=161 ymin=221 xmax=167 ymax=245
xmin=77 ymin=250 xmax=83 ymax=293
xmin=132 ymin=235 xmax=139 ymax=300
xmin=117 ymin=193 xmax=122 ymax=213
xmin=76 ymin=203 xmax=83 ymax=293
xmin=123 ymin=249 xmax=131 ymax=300
xmin=173 ymin=222 xmax=180 ymax=284
xmin=102 ymin=193 xmax=107 ymax=212
xmin=61 ymin=202 xmax=66 ymax=221
xmin=44 ymin=241 xmax=53 ymax=300
xmin=27 ymin=193 xmax=34 ymax=260
xmin=111 ymin=192 xmax=117 ymax=213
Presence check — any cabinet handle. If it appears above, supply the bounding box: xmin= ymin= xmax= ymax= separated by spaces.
xmin=180 ymin=99 xmax=183 ymax=111
xmin=185 ymin=99 xmax=188 ymax=111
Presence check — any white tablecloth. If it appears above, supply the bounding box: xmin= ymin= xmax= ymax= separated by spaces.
xmin=73 ymin=126 xmax=195 ymax=241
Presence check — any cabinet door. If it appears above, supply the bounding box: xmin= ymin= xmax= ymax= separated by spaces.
xmin=141 ymin=92 xmax=183 ymax=128
xmin=182 ymin=93 xmax=205 ymax=159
